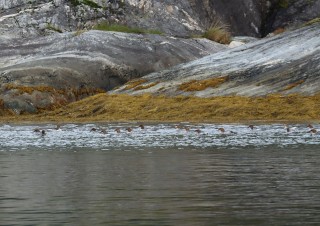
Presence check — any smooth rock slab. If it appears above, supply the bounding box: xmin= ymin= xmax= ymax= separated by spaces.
xmin=0 ymin=30 xmax=226 ymax=113
xmin=113 ymin=24 xmax=320 ymax=97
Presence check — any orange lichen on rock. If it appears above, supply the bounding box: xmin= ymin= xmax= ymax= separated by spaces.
xmin=283 ymin=80 xmax=305 ymax=91
xmin=124 ymin=79 xmax=148 ymax=90
xmin=134 ymin=82 xmax=159 ymax=91
xmin=178 ymin=76 xmax=229 ymax=92
xmin=4 ymin=83 xmax=105 ymax=98
xmin=273 ymin=27 xmax=285 ymax=35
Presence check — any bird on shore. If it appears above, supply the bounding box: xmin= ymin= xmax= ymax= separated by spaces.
xmin=307 ymin=124 xmax=314 ymax=129
xmin=115 ymin=128 xmax=121 ymax=133
xmin=100 ymin=129 xmax=107 ymax=134
xmin=284 ymin=125 xmax=290 ymax=132
xmin=41 ymin=130 xmax=46 ymax=136
xmin=309 ymin=128 xmax=317 ymax=134
xmin=34 ymin=128 xmax=40 ymax=133
xmin=217 ymin=127 xmax=236 ymax=135
xmin=138 ymin=124 xmax=144 ymax=129
xmin=55 ymin=125 xmax=61 ymax=130
xmin=90 ymin=128 xmax=97 ymax=132
xmin=126 ymin=128 xmax=132 ymax=132
xmin=194 ymin=129 xmax=201 ymax=134
xmin=248 ymin=125 xmax=255 ymax=130
xmin=284 ymin=124 xmax=298 ymax=133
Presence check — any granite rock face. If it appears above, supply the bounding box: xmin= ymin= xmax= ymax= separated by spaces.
xmin=0 ymin=0 xmax=125 ymax=40
xmin=0 ymin=30 xmax=225 ymax=113
xmin=113 ymin=24 xmax=320 ymax=97
xmin=0 ymin=0 xmax=266 ymax=39
xmin=123 ymin=0 xmax=270 ymax=37
xmin=2 ymin=0 xmax=319 ymax=39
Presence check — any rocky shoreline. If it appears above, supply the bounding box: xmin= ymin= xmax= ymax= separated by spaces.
xmin=0 ymin=31 xmax=224 ymax=113
xmin=1 ymin=0 xmax=320 ymax=121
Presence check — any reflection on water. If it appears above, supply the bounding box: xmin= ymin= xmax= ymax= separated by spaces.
xmin=0 ymin=123 xmax=320 ymax=225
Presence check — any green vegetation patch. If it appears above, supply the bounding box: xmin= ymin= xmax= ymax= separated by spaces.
xmin=82 ymin=0 xmax=101 ymax=8
xmin=278 ymin=0 xmax=290 ymax=8
xmin=93 ymin=22 xmax=162 ymax=35
xmin=69 ymin=0 xmax=81 ymax=6
xmin=69 ymin=0 xmax=101 ymax=8
xmin=304 ymin=17 xmax=320 ymax=26
xmin=46 ymin=23 xmax=63 ymax=33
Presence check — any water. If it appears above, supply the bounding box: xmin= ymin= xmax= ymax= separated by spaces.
xmin=0 ymin=123 xmax=320 ymax=225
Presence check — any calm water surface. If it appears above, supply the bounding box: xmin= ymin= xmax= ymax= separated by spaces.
xmin=0 ymin=123 xmax=320 ymax=225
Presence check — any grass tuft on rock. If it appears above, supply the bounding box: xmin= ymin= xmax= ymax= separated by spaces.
xmin=203 ymin=19 xmax=231 ymax=44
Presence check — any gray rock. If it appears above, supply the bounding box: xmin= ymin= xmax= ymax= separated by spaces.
xmin=0 ymin=0 xmax=125 ymax=39
xmin=1 ymin=0 xmax=320 ymax=39
xmin=265 ymin=0 xmax=320 ymax=34
xmin=122 ymin=0 xmax=271 ymax=37
xmin=0 ymin=30 xmax=226 ymax=113
xmin=113 ymin=23 xmax=320 ymax=97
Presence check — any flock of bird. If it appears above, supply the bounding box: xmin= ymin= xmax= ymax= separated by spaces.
xmin=33 ymin=123 xmax=318 ymax=136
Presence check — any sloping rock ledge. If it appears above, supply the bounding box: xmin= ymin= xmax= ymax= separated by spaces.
xmin=113 ymin=23 xmax=320 ymax=97
xmin=0 ymin=30 xmax=225 ymax=114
